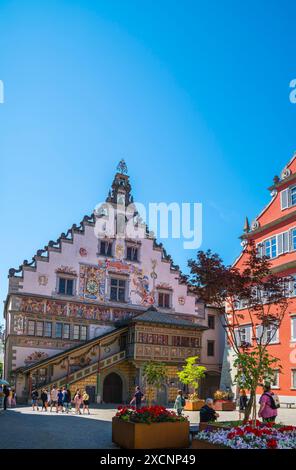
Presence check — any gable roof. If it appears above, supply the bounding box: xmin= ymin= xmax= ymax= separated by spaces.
xmin=132 ymin=306 xmax=207 ymax=329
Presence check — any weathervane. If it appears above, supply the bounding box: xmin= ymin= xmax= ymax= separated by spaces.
xmin=116 ymin=159 xmax=128 ymax=175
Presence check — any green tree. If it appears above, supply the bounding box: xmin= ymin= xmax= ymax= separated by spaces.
xmin=142 ymin=362 xmax=167 ymax=406
xmin=188 ymin=241 xmax=290 ymax=422
xmin=177 ymin=356 xmax=206 ymax=399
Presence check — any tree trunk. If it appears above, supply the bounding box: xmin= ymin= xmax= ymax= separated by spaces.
xmin=244 ymin=389 xmax=256 ymax=421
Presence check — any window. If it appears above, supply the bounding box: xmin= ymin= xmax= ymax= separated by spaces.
xmin=110 ymin=278 xmax=126 ymax=302
xmin=73 ymin=325 xmax=80 ymax=340
xmin=265 ymin=237 xmax=277 ymax=258
xmin=126 ymin=246 xmax=138 ymax=261
xmin=291 ymin=317 xmax=296 ymax=341
xmin=281 ymin=186 xmax=296 ymax=209
xmin=44 ymin=322 xmax=52 ymax=337
xmin=63 ymin=324 xmax=70 ymax=339
xmin=80 ymin=325 xmax=87 ymax=341
xmin=292 ymin=370 xmax=296 ymax=389
xmin=100 ymin=240 xmax=112 ymax=256
xmin=28 ymin=320 xmax=35 ymax=336
xmin=235 ymin=325 xmax=252 ymax=346
xmin=55 ymin=323 xmax=63 ymax=338
xmin=291 ymin=187 xmax=296 ymax=206
xmin=291 ymin=229 xmax=296 ymax=251
xmin=271 ymin=370 xmax=280 ymax=389
xmin=58 ymin=277 xmax=74 ymax=296
xmin=208 ymin=315 xmax=215 ymax=329
xmin=158 ymin=292 xmax=171 ymax=308
xmin=207 ymin=340 xmax=215 ymax=356
xmin=36 ymin=321 xmax=43 ymax=337
xmin=257 ymin=324 xmax=279 ymax=344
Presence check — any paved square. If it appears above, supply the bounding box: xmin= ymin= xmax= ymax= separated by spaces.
xmin=1 ymin=406 xmax=296 ymax=449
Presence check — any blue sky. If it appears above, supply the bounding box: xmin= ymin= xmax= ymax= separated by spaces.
xmin=1 ymin=0 xmax=296 ymax=322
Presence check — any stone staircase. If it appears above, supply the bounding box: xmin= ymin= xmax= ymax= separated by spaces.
xmin=36 ymin=350 xmax=126 ymax=394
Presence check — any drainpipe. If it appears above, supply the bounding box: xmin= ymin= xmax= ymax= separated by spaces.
xmin=96 ymin=343 xmax=101 ymax=403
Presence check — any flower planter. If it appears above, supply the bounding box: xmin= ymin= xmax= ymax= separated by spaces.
xmin=214 ymin=400 xmax=236 ymax=411
xmin=184 ymin=399 xmax=205 ymax=411
xmin=198 ymin=422 xmax=234 ymax=432
xmin=112 ymin=417 xmax=190 ymax=449
xmin=191 ymin=438 xmax=227 ymax=449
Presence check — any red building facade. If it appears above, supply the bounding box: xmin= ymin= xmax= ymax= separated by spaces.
xmin=221 ymin=155 xmax=296 ymax=402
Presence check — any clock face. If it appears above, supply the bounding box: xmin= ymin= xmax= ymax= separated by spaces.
xmin=86 ymin=279 xmax=98 ymax=294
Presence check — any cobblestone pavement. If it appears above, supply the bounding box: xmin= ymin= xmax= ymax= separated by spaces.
xmin=1 ymin=405 xmax=296 ymax=449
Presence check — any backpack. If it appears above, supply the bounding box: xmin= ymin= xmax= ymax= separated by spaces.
xmin=264 ymin=392 xmax=280 ymax=409
xmin=181 ymin=396 xmax=186 ymax=407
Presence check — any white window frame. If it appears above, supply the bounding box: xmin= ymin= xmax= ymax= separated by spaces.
xmin=157 ymin=290 xmax=172 ymax=309
xmin=271 ymin=369 xmax=280 ymax=389
xmin=291 ymin=316 xmax=296 ymax=342
xmin=27 ymin=320 xmax=35 ymax=336
xmin=291 ymin=369 xmax=296 ymax=389
xmin=235 ymin=324 xmax=252 ymax=346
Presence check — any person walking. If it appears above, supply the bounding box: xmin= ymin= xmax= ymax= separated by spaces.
xmin=57 ymin=388 xmax=64 ymax=413
xmin=130 ymin=386 xmax=144 ymax=410
xmin=31 ymin=387 xmax=39 ymax=411
xmin=239 ymin=389 xmax=248 ymax=420
xmin=174 ymin=390 xmax=185 ymax=416
xmin=74 ymin=389 xmax=83 ymax=415
xmin=82 ymin=390 xmax=90 ymax=415
xmin=50 ymin=385 xmax=58 ymax=412
xmin=258 ymin=384 xmax=279 ymax=423
xmin=63 ymin=388 xmax=71 ymax=413
xmin=199 ymin=398 xmax=220 ymax=423
xmin=3 ymin=385 xmax=10 ymax=411
xmin=41 ymin=389 xmax=48 ymax=411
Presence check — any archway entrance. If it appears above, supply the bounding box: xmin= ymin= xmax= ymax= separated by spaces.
xmin=103 ymin=372 xmax=123 ymax=403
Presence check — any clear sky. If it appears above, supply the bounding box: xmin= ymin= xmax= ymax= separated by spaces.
xmin=1 ymin=0 xmax=296 ymax=323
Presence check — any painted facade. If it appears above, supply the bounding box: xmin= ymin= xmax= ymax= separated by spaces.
xmin=4 ymin=163 xmax=224 ymax=403
xmin=221 ymin=154 xmax=296 ymax=402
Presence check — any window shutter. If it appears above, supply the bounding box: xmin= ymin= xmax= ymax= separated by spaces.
xmin=277 ymin=233 xmax=283 ymax=255
xmin=280 ymin=188 xmax=289 ymax=210
xmin=246 ymin=326 xmax=251 ymax=344
xmin=256 ymin=325 xmax=263 ymax=342
xmin=256 ymin=243 xmax=263 ymax=258
xmin=234 ymin=329 xmax=241 ymax=346
xmin=283 ymin=231 xmax=289 ymax=252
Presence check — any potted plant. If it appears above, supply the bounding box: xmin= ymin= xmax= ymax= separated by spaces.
xmin=213 ymin=389 xmax=236 ymax=411
xmin=112 ymin=405 xmax=190 ymax=449
xmin=177 ymin=356 xmax=206 ymax=411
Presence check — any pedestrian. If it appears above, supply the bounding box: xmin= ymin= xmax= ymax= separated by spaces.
xmin=50 ymin=385 xmax=58 ymax=413
xmin=174 ymin=390 xmax=185 ymax=416
xmin=74 ymin=389 xmax=83 ymax=415
xmin=31 ymin=387 xmax=39 ymax=411
xmin=82 ymin=390 xmax=90 ymax=415
xmin=199 ymin=398 xmax=220 ymax=423
xmin=3 ymin=385 xmax=10 ymax=411
xmin=41 ymin=389 xmax=48 ymax=411
xmin=47 ymin=389 xmax=51 ymax=406
xmin=130 ymin=386 xmax=144 ymax=410
xmin=57 ymin=388 xmax=64 ymax=413
xmin=239 ymin=389 xmax=248 ymax=420
xmin=258 ymin=383 xmax=279 ymax=423
xmin=63 ymin=388 xmax=71 ymax=413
